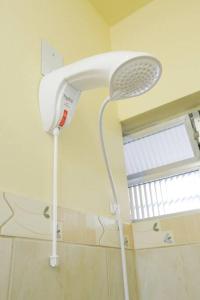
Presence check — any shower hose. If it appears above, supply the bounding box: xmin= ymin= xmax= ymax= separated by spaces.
xmin=99 ymin=97 xmax=130 ymax=300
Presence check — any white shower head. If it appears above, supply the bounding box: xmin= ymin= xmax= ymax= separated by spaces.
xmin=39 ymin=51 xmax=162 ymax=133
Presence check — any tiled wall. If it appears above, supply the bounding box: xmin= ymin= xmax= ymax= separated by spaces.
xmin=0 ymin=191 xmax=133 ymax=249
xmin=0 ymin=237 xmax=138 ymax=300
xmin=135 ymin=243 xmax=200 ymax=300
xmin=2 ymin=191 xmax=200 ymax=300
xmin=133 ymin=211 xmax=200 ymax=249
xmin=133 ymin=212 xmax=200 ymax=300
xmin=0 ymin=191 xmax=138 ymax=300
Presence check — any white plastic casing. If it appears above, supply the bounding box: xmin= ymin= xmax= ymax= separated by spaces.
xmin=39 ymin=79 xmax=80 ymax=133
xmin=39 ymin=51 xmax=162 ymax=133
xmin=53 ymin=83 xmax=80 ymax=130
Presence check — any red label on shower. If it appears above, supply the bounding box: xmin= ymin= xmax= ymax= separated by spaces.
xmin=59 ymin=109 xmax=68 ymax=127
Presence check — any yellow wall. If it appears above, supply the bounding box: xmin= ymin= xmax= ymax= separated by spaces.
xmin=88 ymin=0 xmax=154 ymax=25
xmin=111 ymin=0 xmax=200 ymax=121
xmin=0 ymin=0 xmax=130 ymax=220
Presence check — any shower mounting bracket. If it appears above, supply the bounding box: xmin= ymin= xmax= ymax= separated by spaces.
xmin=41 ymin=40 xmax=64 ymax=75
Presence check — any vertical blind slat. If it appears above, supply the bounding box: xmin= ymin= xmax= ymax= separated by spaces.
xmin=129 ymin=170 xmax=200 ymax=221
xmin=138 ymin=185 xmax=145 ymax=219
xmin=144 ymin=184 xmax=150 ymax=218
xmin=129 ymin=187 xmax=135 ymax=220
xmin=133 ymin=186 xmax=140 ymax=220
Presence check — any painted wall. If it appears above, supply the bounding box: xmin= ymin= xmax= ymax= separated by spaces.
xmin=0 ymin=0 xmax=130 ymax=220
xmin=111 ymin=0 xmax=200 ymax=121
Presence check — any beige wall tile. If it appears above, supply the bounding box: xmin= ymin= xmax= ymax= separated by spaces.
xmin=161 ymin=215 xmax=188 ymax=245
xmin=9 ymin=239 xmax=65 ymax=300
xmin=10 ymin=238 xmax=110 ymax=300
xmin=183 ymin=214 xmax=200 ymax=243
xmin=133 ymin=212 xmax=200 ymax=249
xmin=62 ymin=209 xmax=87 ymax=244
xmin=123 ymin=223 xmax=134 ymax=249
xmin=61 ymin=208 xmax=134 ymax=249
xmin=135 ymin=243 xmax=200 ymax=300
xmin=106 ymin=248 xmax=138 ymax=300
xmin=0 ymin=191 xmax=134 ymax=249
xmin=126 ymin=250 xmax=139 ymax=300
xmin=135 ymin=247 xmax=188 ymax=300
xmin=133 ymin=220 xmax=169 ymax=249
xmin=84 ymin=213 xmax=101 ymax=245
xmin=98 ymin=216 xmax=119 ymax=248
xmin=1 ymin=193 xmax=51 ymax=240
xmin=106 ymin=248 xmax=123 ymax=299
xmin=8 ymin=238 xmax=138 ymax=300
xmin=61 ymin=208 xmax=101 ymax=246
xmin=0 ymin=237 xmax=12 ymax=300
xmin=180 ymin=244 xmax=200 ymax=299
xmin=98 ymin=217 xmax=134 ymax=249
xmin=134 ymin=230 xmax=175 ymax=249
xmin=161 ymin=212 xmax=200 ymax=245
xmin=133 ymin=220 xmax=161 ymax=232
xmin=133 ymin=220 xmax=175 ymax=249
xmin=132 ymin=213 xmax=200 ymax=299
xmin=63 ymin=244 xmax=109 ymax=300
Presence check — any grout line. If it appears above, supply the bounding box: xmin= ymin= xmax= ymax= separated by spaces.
xmin=0 ymin=235 xmax=133 ymax=250
xmin=98 ymin=216 xmax=105 ymax=245
xmin=178 ymin=244 xmax=191 ymax=297
xmin=0 ymin=193 xmax=15 ymax=232
xmin=7 ymin=238 xmax=15 ymax=300
xmin=105 ymin=248 xmax=111 ymax=297
xmin=135 ymin=241 xmax=200 ymax=251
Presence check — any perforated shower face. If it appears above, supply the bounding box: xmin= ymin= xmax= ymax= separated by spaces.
xmin=110 ymin=56 xmax=161 ymax=100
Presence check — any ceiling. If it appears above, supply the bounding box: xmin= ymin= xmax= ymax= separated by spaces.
xmin=89 ymin=0 xmax=154 ymax=25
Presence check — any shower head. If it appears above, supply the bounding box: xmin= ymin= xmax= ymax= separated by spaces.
xmin=39 ymin=51 xmax=162 ymax=133
xmin=110 ymin=55 xmax=161 ymax=100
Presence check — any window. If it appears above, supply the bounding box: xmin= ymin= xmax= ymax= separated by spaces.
xmin=129 ymin=170 xmax=200 ymax=221
xmin=123 ymin=113 xmax=200 ymax=221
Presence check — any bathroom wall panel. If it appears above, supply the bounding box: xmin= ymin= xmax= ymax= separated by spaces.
xmin=180 ymin=244 xmax=200 ymax=299
xmin=133 ymin=212 xmax=200 ymax=250
xmin=0 ymin=237 xmax=12 ymax=300
xmin=10 ymin=239 xmax=109 ymax=300
xmin=135 ymin=244 xmax=200 ymax=300
xmin=106 ymin=248 xmax=138 ymax=300
xmin=0 ymin=191 xmax=134 ymax=250
xmin=63 ymin=244 xmax=109 ymax=300
xmin=9 ymin=239 xmax=66 ymax=300
xmin=7 ymin=238 xmax=138 ymax=300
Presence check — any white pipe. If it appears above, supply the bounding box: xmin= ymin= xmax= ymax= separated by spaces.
xmin=50 ymin=127 xmax=60 ymax=267
xmin=116 ymin=207 xmax=130 ymax=300
xmin=99 ymin=97 xmax=130 ymax=300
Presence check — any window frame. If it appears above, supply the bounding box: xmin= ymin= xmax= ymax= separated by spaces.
xmin=124 ymin=115 xmax=200 ymax=187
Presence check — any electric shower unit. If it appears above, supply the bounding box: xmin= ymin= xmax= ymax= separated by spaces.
xmin=39 ymin=51 xmax=161 ymax=133
xmin=39 ymin=50 xmax=162 ymax=300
